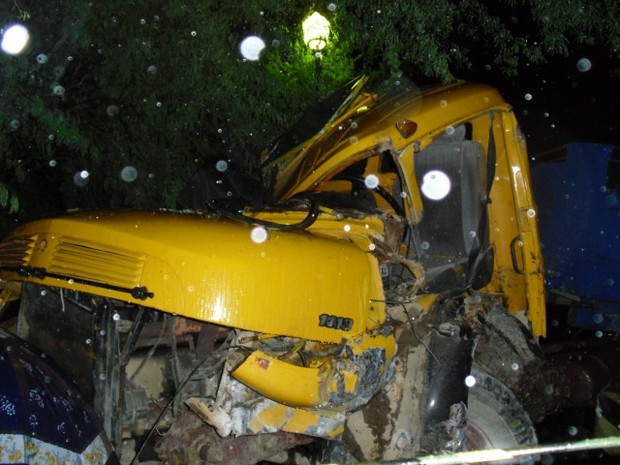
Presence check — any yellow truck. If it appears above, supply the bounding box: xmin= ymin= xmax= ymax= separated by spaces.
xmin=0 ymin=76 xmax=545 ymax=464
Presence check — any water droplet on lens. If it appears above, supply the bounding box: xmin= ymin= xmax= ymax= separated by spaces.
xmin=524 ymin=93 xmax=533 ymax=101
xmin=364 ymin=174 xmax=380 ymax=189
xmin=147 ymin=65 xmax=157 ymax=74
xmin=53 ymin=85 xmax=65 ymax=96
xmin=576 ymin=57 xmax=592 ymax=72
xmin=120 ymin=165 xmax=138 ymax=182
xmin=36 ymin=53 xmax=47 ymax=64
xmin=106 ymin=105 xmax=119 ymax=117
xmin=215 ymin=160 xmax=228 ymax=172
xmin=250 ymin=226 xmax=269 ymax=244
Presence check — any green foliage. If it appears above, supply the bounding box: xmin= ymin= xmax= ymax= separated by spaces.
xmin=0 ymin=183 xmax=18 ymax=215
xmin=0 ymin=0 xmax=618 ymax=219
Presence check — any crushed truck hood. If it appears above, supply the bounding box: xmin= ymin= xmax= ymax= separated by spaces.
xmin=0 ymin=210 xmax=386 ymax=343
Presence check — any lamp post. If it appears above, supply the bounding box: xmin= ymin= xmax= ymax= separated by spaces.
xmin=302 ymin=11 xmax=330 ymax=86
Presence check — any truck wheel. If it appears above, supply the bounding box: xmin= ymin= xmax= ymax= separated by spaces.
xmin=466 ymin=368 xmax=537 ymax=463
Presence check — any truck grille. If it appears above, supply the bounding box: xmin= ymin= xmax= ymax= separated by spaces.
xmin=49 ymin=239 xmax=145 ymax=288
xmin=0 ymin=235 xmax=37 ymax=268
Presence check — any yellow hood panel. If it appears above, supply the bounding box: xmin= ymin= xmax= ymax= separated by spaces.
xmin=0 ymin=210 xmax=384 ymax=343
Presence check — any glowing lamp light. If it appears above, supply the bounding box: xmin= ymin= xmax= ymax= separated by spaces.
xmin=302 ymin=12 xmax=330 ymax=51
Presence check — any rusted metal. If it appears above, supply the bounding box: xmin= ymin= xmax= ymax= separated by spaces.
xmin=155 ymin=410 xmax=313 ymax=465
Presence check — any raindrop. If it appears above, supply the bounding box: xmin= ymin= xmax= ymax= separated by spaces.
xmin=54 ymin=66 xmax=65 ymax=79
xmin=567 ymin=426 xmax=578 ymax=436
xmin=36 ymin=53 xmax=48 ymax=64
xmin=344 ymin=224 xmax=351 ymax=232
xmin=48 ymin=134 xmax=55 ymax=141
xmin=421 ymin=241 xmax=430 ymax=250
xmin=139 ymin=18 xmax=146 ymax=25
xmin=53 ymin=85 xmax=65 ymax=96
xmin=156 ymin=101 xmax=162 ymax=107
xmin=465 ymin=375 xmax=476 ymax=387
xmin=112 ymin=312 xmax=120 ymax=321
xmin=9 ymin=119 xmax=20 ymax=130
xmin=350 ymin=121 xmax=358 ymax=129
xmin=484 ymin=64 xmax=491 ymax=71
xmin=85 ymin=338 xmax=92 ymax=345
xmin=147 ymin=65 xmax=157 ymax=74
xmin=215 ymin=160 xmax=228 ymax=172
xmin=49 ymin=160 xmax=57 ymax=167
xmin=99 ymin=373 xmax=107 ymax=381
xmin=106 ymin=104 xmax=119 ymax=117
xmin=595 ymin=330 xmax=603 ymax=338
xmin=349 ymin=136 xmax=359 ymax=145
xmin=511 ymin=362 xmax=519 ymax=371
xmin=439 ymin=99 xmax=447 ymax=108
xmin=576 ymin=57 xmax=592 ymax=72
xmin=250 ymin=226 xmax=269 ymax=244
xmin=421 ymin=170 xmax=451 ymax=200
xmin=527 ymin=208 xmax=536 ymax=218
xmin=607 ymin=279 xmax=615 ymax=287
xmin=239 ymin=35 xmax=266 ymax=61
xmin=120 ymin=165 xmax=138 ymax=182
xmin=524 ymin=93 xmax=533 ymax=101
xmin=400 ymin=191 xmax=407 ymax=198
xmin=368 ymin=243 xmax=376 ymax=251
xmin=1 ymin=24 xmax=30 ymax=55
xmin=40 ymin=290 xmax=47 ymax=296
xmin=364 ymin=174 xmax=380 ymax=189
xmin=73 ymin=171 xmax=90 ymax=187
xmin=445 ymin=126 xmax=455 ymax=136
xmin=190 ymin=30 xmax=197 ymax=37
xmin=592 ymin=313 xmax=604 ymax=324
xmin=328 ymin=3 xmax=337 ymax=11
xmin=271 ymin=39 xmax=280 ymax=48
xmin=544 ymin=384 xmax=554 ymax=395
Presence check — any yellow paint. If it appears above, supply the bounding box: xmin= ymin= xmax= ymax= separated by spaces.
xmin=0 ymin=210 xmax=386 ymax=343
xmin=249 ymin=403 xmax=344 ymax=438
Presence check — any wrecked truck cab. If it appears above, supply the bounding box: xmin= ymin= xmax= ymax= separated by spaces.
xmin=0 ymin=77 xmax=545 ymax=464
xmin=265 ymin=77 xmax=545 ymax=336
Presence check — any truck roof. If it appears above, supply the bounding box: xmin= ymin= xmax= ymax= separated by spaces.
xmin=270 ymin=79 xmax=509 ymax=199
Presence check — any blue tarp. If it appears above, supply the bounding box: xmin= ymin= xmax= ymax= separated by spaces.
xmin=531 ymin=143 xmax=620 ymax=330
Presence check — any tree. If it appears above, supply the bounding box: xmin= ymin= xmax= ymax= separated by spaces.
xmin=0 ymin=0 xmax=618 ymax=233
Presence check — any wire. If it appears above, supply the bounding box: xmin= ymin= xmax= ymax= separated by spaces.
xmin=207 ymin=197 xmax=320 ymax=231
xmin=129 ymin=331 xmax=234 ymax=464
xmin=399 ymin=301 xmax=440 ymax=365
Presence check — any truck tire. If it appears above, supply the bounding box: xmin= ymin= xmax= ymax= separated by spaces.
xmin=466 ymin=367 xmax=537 ymax=463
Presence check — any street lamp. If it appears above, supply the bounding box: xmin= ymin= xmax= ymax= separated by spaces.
xmin=302 ymin=12 xmax=330 ymax=52
xmin=302 ymin=11 xmax=331 ymax=86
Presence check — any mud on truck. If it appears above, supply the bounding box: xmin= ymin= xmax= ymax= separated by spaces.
xmin=0 ymin=76 xmax=547 ymax=464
